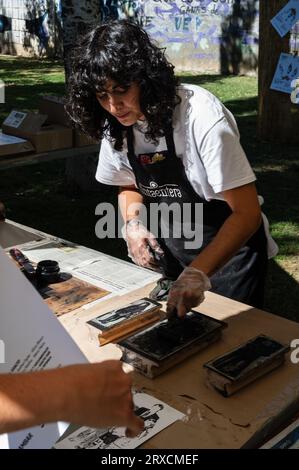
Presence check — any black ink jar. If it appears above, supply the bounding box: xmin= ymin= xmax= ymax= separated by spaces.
xmin=36 ymin=260 xmax=60 ymax=285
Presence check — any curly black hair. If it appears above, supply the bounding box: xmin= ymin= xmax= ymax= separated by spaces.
xmin=65 ymin=19 xmax=181 ymax=150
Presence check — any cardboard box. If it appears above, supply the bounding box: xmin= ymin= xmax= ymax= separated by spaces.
xmin=39 ymin=97 xmax=99 ymax=148
xmin=38 ymin=95 xmax=71 ymax=128
xmin=74 ymin=129 xmax=98 ymax=147
xmin=28 ymin=124 xmax=73 ymax=153
xmin=2 ymin=110 xmax=73 ymax=153
xmin=39 ymin=96 xmax=98 ymax=147
xmin=0 ymin=131 xmax=34 ymax=157
xmin=2 ymin=111 xmax=47 ymax=140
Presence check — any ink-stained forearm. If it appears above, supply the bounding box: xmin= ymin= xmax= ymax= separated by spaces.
xmin=118 ymin=186 xmax=144 ymax=223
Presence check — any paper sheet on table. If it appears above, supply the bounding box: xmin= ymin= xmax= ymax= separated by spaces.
xmin=21 ymin=240 xmax=98 ymax=272
xmin=72 ymin=257 xmax=161 ymax=293
xmin=21 ymin=241 xmax=161 ymax=294
xmin=0 ymin=248 xmax=87 ymax=449
xmin=54 ymin=392 xmax=185 ymax=449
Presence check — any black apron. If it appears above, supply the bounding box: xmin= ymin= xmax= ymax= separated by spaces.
xmin=126 ymin=126 xmax=267 ymax=308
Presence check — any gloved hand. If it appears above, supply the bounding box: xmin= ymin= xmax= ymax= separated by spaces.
xmin=166 ymin=266 xmax=211 ymax=319
xmin=121 ymin=219 xmax=164 ymax=271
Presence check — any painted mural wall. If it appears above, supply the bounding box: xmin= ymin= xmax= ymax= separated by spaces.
xmin=0 ymin=0 xmax=59 ymax=56
xmin=0 ymin=0 xmax=259 ymax=74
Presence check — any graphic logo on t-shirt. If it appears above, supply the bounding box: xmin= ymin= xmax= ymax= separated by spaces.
xmin=138 ymin=151 xmax=166 ymax=165
xmin=139 ymin=182 xmax=182 ymax=198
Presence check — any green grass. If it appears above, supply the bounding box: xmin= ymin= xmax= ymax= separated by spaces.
xmin=0 ymin=56 xmax=298 ymax=321
xmin=181 ymin=74 xmax=258 ymax=104
xmin=0 ymin=56 xmax=65 ymax=122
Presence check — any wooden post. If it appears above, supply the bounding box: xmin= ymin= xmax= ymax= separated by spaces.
xmin=258 ymin=0 xmax=299 ymax=143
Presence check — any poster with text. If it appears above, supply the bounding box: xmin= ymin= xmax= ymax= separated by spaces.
xmin=271 ymin=0 xmax=299 ymax=37
xmin=271 ymin=53 xmax=299 ymax=94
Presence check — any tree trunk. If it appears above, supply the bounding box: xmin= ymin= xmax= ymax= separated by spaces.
xmin=61 ymin=1 xmax=101 ymax=80
xmin=60 ymin=1 xmax=102 ymax=192
xmin=258 ymin=0 xmax=299 ymax=144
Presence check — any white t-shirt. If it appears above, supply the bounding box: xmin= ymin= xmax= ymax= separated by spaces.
xmin=96 ymin=84 xmax=278 ymax=257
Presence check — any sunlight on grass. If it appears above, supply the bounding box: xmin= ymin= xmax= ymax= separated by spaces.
xmin=271 ymin=222 xmax=299 ymax=257
xmin=178 ymin=73 xmax=258 ymax=104
xmin=271 ymin=222 xmax=299 ymax=236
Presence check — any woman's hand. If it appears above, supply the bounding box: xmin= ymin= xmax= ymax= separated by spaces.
xmin=63 ymin=361 xmax=144 ymax=437
xmin=122 ymin=219 xmax=164 ymax=271
xmin=0 ymin=361 xmax=144 ymax=437
xmin=166 ymin=267 xmax=211 ymax=318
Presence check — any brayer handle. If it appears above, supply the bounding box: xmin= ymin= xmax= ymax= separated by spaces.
xmin=9 ymin=248 xmax=36 ymax=278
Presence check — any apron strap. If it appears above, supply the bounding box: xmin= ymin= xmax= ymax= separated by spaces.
xmin=164 ymin=125 xmax=176 ymax=158
xmin=126 ymin=126 xmax=135 ymax=159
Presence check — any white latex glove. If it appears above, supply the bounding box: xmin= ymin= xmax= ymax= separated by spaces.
xmin=121 ymin=219 xmax=164 ymax=271
xmin=166 ymin=266 xmax=211 ymax=319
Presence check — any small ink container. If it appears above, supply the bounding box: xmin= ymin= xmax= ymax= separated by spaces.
xmin=36 ymin=260 xmax=60 ymax=285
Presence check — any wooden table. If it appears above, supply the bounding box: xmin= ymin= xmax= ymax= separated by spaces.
xmin=0 ymin=144 xmax=100 ymax=171
xmin=61 ymin=285 xmax=299 ymax=449
xmin=2 ymin=219 xmax=299 ymax=449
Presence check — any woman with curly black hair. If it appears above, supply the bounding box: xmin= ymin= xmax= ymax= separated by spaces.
xmin=66 ymin=19 xmax=180 ymax=150
xmin=66 ymin=19 xmax=277 ymax=318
